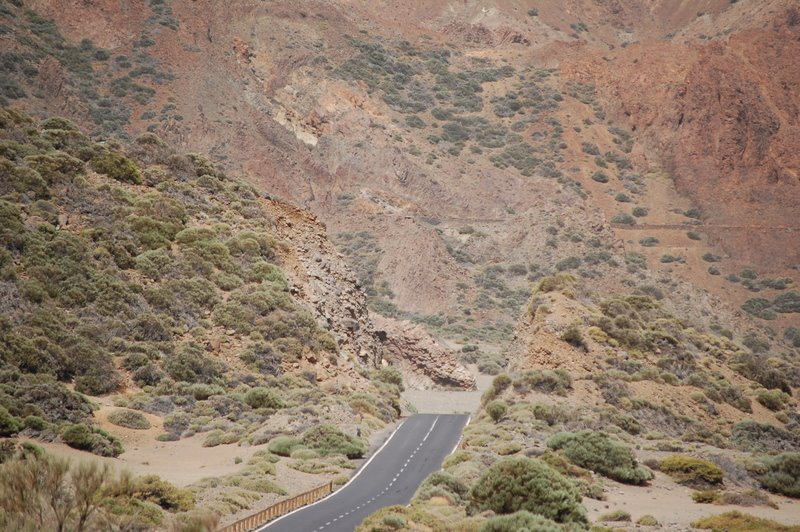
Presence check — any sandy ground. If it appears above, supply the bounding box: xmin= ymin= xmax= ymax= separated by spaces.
xmin=584 ymin=471 xmax=800 ymax=528
xmin=401 ymin=366 xmax=493 ymax=415
xmin=27 ymin=368 xmax=800 ymax=530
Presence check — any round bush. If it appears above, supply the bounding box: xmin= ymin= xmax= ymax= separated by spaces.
xmin=301 ymin=425 xmax=366 ymax=459
xmin=0 ymin=406 xmax=21 ymax=437
xmin=546 ymin=431 xmax=653 ymax=485
xmin=244 ymin=387 xmax=284 ymax=409
xmin=486 ymin=400 xmax=508 ymax=423
xmin=659 ymin=455 xmax=723 ymax=486
xmin=107 ymin=409 xmax=151 ymax=430
xmin=268 ymin=435 xmax=302 ymax=457
xmin=467 ymin=456 xmax=587 ymax=524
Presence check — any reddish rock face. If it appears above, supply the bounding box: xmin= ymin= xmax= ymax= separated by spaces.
xmin=565 ymin=6 xmax=800 ymax=269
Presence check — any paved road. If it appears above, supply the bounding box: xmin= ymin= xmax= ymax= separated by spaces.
xmin=259 ymin=414 xmax=469 ymax=532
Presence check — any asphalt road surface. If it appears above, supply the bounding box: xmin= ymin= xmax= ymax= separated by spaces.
xmin=259 ymin=414 xmax=469 ymax=532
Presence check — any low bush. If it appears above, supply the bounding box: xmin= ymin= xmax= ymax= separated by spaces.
xmin=731 ymin=421 xmax=799 ymax=453
xmin=467 ymin=457 xmax=588 ymax=524
xmin=91 ymin=150 xmax=142 ymax=184
xmin=486 ymin=400 xmax=507 ymax=423
xmin=61 ymin=423 xmax=123 ymax=457
xmin=659 ymin=455 xmax=723 ymax=486
xmin=560 ymin=324 xmax=586 ymax=349
xmin=301 ymin=425 xmax=366 ymax=459
xmin=546 ymin=431 xmax=653 ymax=485
xmin=598 ymin=509 xmax=631 ymax=522
xmin=757 ymin=389 xmax=791 ymax=411
xmin=0 ymin=406 xmax=21 ymax=437
xmin=244 ymin=387 xmax=284 ymax=409
xmin=415 ymin=471 xmax=469 ymax=504
xmin=692 ymin=490 xmax=719 ymax=503
xmin=692 ymin=511 xmax=800 ymax=532
xmin=637 ymin=515 xmax=659 ymax=526
xmin=479 ymin=511 xmax=561 ymax=532
xmin=758 ymin=453 xmax=800 ymax=498
xmin=511 ymin=369 xmax=572 ymax=395
xmin=107 ymin=409 xmax=151 ymax=430
xmin=268 ymin=435 xmax=302 ymax=457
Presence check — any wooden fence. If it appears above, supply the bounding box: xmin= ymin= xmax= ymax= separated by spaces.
xmin=219 ymin=481 xmax=334 ymax=532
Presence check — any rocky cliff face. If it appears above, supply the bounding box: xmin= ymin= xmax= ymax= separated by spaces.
xmin=262 ymin=198 xmax=383 ymax=369
xmin=372 ymin=316 xmax=476 ymax=391
xmin=263 ymin=198 xmax=475 ymax=390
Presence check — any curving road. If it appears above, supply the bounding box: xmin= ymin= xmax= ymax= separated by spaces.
xmin=259 ymin=414 xmax=469 ymax=532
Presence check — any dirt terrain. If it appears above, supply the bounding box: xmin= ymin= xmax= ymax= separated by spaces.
xmin=2 ymin=0 xmax=799 ymax=529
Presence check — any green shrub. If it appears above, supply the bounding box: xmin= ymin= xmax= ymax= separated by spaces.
xmin=164 ymin=343 xmax=224 ymax=384
xmin=0 ymin=406 xmax=21 ymax=436
xmin=639 ymin=237 xmax=659 ymax=247
xmin=301 ymin=425 xmax=366 ymax=458
xmin=203 ymin=430 xmax=239 ymax=448
xmin=659 ymin=455 xmax=723 ymax=485
xmin=546 ymin=431 xmax=653 ymax=485
xmin=758 ymin=453 xmax=800 ymax=498
xmin=289 ymin=448 xmax=319 ymax=460
xmin=479 ymin=511 xmax=561 ymax=532
xmin=591 ymin=171 xmax=609 ymax=183
xmin=486 ymin=400 xmax=507 ymax=423
xmin=107 ymin=409 xmax=151 ymax=430
xmin=757 ymin=389 xmax=791 ymax=411
xmin=61 ymin=423 xmax=123 ymax=457
xmin=382 ymin=513 xmax=407 ymax=529
xmin=467 ymin=457 xmax=588 ymax=524
xmin=268 ymin=435 xmax=302 ymax=457
xmin=23 ymin=415 xmax=49 ymax=432
xmin=244 ymin=387 xmax=284 ymax=409
xmin=91 ymin=150 xmax=142 ymax=184
xmin=371 ymin=366 xmax=404 ymax=390
xmin=415 ymin=471 xmax=469 ymax=504
xmin=731 ymin=421 xmax=799 ymax=453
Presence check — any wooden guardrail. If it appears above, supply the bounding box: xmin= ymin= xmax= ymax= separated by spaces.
xmin=219 ymin=480 xmax=334 ymax=532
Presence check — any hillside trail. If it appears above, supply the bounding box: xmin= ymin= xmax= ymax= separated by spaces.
xmin=400 ymin=365 xmax=493 ymax=416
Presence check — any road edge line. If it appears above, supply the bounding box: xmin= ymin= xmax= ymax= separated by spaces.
xmin=257 ymin=418 xmax=408 ymax=531
xmin=448 ymin=414 xmax=471 ymax=456
xmin=405 ymin=414 xmax=472 ymax=509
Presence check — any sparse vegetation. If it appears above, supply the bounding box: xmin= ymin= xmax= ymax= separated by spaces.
xmin=693 ymin=511 xmax=800 ymax=532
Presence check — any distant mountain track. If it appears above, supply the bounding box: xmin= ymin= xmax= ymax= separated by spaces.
xmin=611 ymin=224 xmax=800 ymax=231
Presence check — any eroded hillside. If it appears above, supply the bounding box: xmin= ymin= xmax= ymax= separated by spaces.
xmin=1 ymin=0 xmax=799 ymax=529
